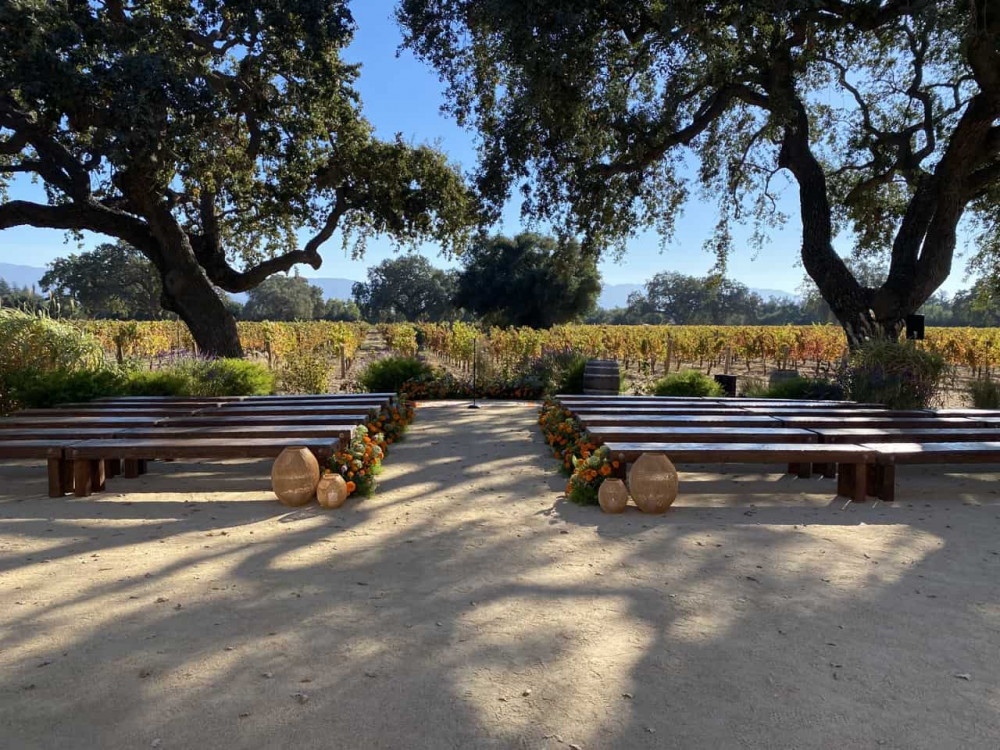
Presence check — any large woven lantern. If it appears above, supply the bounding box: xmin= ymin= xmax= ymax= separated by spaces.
xmin=598 ymin=478 xmax=629 ymax=513
xmin=317 ymin=472 xmax=349 ymax=509
xmin=271 ymin=447 xmax=320 ymax=507
xmin=628 ymin=453 xmax=678 ymax=514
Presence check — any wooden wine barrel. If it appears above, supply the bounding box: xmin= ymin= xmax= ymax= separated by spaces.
xmin=583 ymin=359 xmax=621 ymax=395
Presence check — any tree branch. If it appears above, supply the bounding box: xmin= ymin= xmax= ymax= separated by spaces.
xmin=595 ymin=85 xmax=770 ymax=176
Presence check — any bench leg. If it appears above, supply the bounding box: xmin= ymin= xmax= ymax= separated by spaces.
xmin=796 ymin=462 xmax=813 ymax=479
xmin=73 ymin=459 xmax=93 ymax=497
xmin=90 ymin=460 xmax=106 ymax=493
xmin=877 ymin=464 xmax=896 ymax=502
xmin=852 ymin=463 xmax=867 ymax=502
xmin=106 ymin=458 xmax=121 ymax=478
xmin=123 ymin=459 xmax=140 ymax=479
xmin=787 ymin=462 xmax=800 ymax=475
xmin=837 ymin=463 xmax=854 ymax=498
xmin=819 ymin=462 xmax=837 ymax=479
xmin=47 ymin=458 xmax=67 ymax=497
xmin=138 ymin=459 xmax=148 ymax=475
xmin=866 ymin=464 xmax=878 ymax=496
xmin=61 ymin=460 xmax=74 ymax=494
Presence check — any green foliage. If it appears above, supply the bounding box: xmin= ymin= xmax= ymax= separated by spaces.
xmin=751 ymin=377 xmax=845 ymax=401
xmin=40 ymin=242 xmax=163 ymax=319
xmin=359 ymin=357 xmax=434 ymax=393
xmin=844 ymin=342 xmax=947 ymax=409
xmin=122 ymin=370 xmax=194 ymax=397
xmin=0 ymin=310 xmax=105 ymax=413
xmin=969 ymin=379 xmax=1000 ymax=409
xmin=9 ymin=368 xmax=127 ymax=409
xmin=653 ymin=370 xmax=725 ymax=397
xmin=192 ymin=359 xmax=275 ymax=397
xmin=243 ymin=274 xmax=326 ymax=322
xmin=556 ymin=356 xmax=588 ymax=396
xmin=322 ymin=299 xmax=362 ymax=322
xmin=455 ymin=233 xmax=601 ymax=327
xmin=1 ymin=2 xmax=476 ymax=355
xmin=353 ymin=256 xmax=459 ymax=323
xmin=276 ymin=353 xmax=332 ymax=394
xmin=399 ymin=2 xmax=1000 ymax=337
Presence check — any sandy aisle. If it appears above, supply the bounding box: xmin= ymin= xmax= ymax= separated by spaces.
xmin=1 ymin=401 xmax=998 ymax=749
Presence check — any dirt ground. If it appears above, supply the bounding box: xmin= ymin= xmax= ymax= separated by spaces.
xmin=1 ymin=401 xmax=999 ymax=749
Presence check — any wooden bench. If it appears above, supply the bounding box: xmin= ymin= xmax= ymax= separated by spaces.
xmin=116 ymin=425 xmax=356 ymax=442
xmin=201 ymin=403 xmax=385 ymax=417
xmin=17 ymin=407 xmax=206 ymax=418
xmin=65 ymin=437 xmax=339 ymax=497
xmin=159 ymin=413 xmax=372 ymax=428
xmin=576 ymin=414 xmax=784 ymax=428
xmin=861 ymin=442 xmax=1000 ymax=502
xmin=0 ymin=415 xmax=163 ymax=428
xmin=0 ymin=441 xmax=73 ymax=497
xmin=585 ymin=426 xmax=819 ymax=444
xmin=777 ymin=416 xmax=988 ymax=429
xmin=603 ymin=442 xmax=875 ymax=501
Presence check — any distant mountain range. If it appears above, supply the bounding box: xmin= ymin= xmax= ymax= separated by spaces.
xmin=1 ymin=261 xmax=797 ymax=308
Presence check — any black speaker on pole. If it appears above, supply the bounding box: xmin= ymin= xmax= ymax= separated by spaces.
xmin=905 ymin=314 xmax=925 ymax=340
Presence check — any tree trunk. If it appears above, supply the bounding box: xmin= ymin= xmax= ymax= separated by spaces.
xmin=836 ymin=305 xmax=905 ymax=350
xmin=158 ymin=264 xmax=243 ymax=358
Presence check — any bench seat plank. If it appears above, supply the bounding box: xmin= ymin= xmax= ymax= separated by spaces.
xmin=0 ymin=416 xmax=162 ymax=428
xmin=160 ymin=414 xmax=371 ymax=427
xmin=862 ymin=441 xmax=1000 ymax=463
xmin=0 ymin=427 xmax=125 ymax=440
xmin=585 ymin=426 xmax=818 ymax=443
xmin=115 ymin=425 xmax=355 ymax=441
xmin=202 ymin=404 xmax=384 ymax=416
xmin=778 ymin=416 xmax=986 ymax=429
xmin=67 ymin=437 xmax=338 ymax=461
xmin=812 ymin=428 xmax=1000 ymax=443
xmin=603 ymin=442 xmax=873 ymax=464
xmin=577 ymin=414 xmax=784 ymax=427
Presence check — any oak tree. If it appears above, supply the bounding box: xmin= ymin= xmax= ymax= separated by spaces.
xmin=400 ymin=0 xmax=1000 ymax=345
xmin=1 ymin=0 xmax=474 ymax=355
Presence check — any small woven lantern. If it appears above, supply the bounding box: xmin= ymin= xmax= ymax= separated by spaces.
xmin=598 ymin=478 xmax=629 ymax=513
xmin=271 ymin=447 xmax=320 ymax=507
xmin=628 ymin=453 xmax=678 ymax=514
xmin=317 ymin=472 xmax=349 ymax=509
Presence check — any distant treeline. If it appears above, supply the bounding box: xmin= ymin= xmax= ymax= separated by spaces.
xmin=7 ymin=239 xmax=1000 ymax=328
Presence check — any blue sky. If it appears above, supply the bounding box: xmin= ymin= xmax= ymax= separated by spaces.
xmin=0 ymin=1 xmax=974 ymax=295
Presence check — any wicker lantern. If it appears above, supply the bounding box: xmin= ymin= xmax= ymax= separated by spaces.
xmin=598 ymin=478 xmax=629 ymax=513
xmin=317 ymin=472 xmax=349 ymax=509
xmin=271 ymin=447 xmax=320 ymax=507
xmin=628 ymin=453 xmax=678 ymax=514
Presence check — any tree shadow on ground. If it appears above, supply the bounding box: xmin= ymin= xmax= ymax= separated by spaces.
xmin=0 ymin=401 xmax=998 ymax=749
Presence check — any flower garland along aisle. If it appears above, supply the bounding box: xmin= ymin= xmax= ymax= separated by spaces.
xmin=538 ymin=399 xmax=620 ymax=505
xmin=331 ymin=396 xmax=417 ymax=498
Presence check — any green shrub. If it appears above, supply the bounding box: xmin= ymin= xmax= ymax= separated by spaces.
xmin=191 ymin=358 xmax=274 ymax=396
xmin=9 ymin=368 xmax=126 ymax=408
xmin=740 ymin=377 xmax=767 ymax=397
xmin=763 ymin=376 xmax=844 ymax=401
xmin=277 ymin=353 xmax=330 ymax=394
xmin=359 ymin=357 xmax=433 ymax=393
xmin=557 ymin=355 xmax=588 ymax=395
xmin=969 ymin=378 xmax=1000 ymax=409
xmin=652 ymin=369 xmax=724 ymax=397
xmin=123 ymin=369 xmax=195 ymax=396
xmin=844 ymin=341 xmax=947 ymax=409
xmin=0 ymin=310 xmax=105 ymax=413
